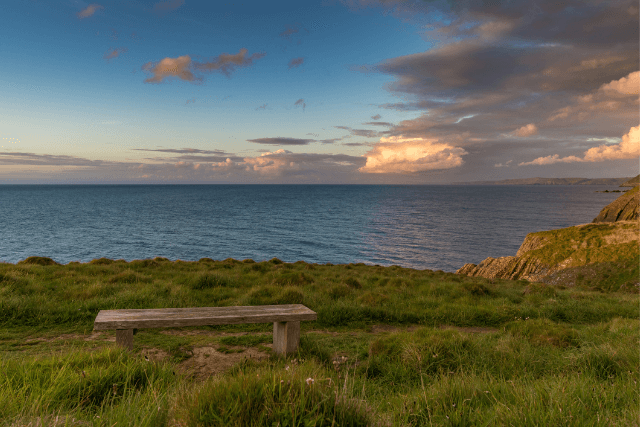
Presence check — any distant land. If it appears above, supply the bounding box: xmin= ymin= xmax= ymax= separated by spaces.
xmin=453 ymin=177 xmax=635 ymax=186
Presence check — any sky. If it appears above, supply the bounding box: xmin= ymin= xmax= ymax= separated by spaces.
xmin=1 ymin=0 xmax=638 ymax=184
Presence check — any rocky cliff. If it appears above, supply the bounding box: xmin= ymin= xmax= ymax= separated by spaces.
xmin=592 ymin=186 xmax=639 ymax=223
xmin=457 ymin=189 xmax=639 ymax=288
xmin=620 ymin=174 xmax=640 ymax=187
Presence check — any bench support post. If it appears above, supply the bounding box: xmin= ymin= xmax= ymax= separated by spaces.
xmin=273 ymin=321 xmax=300 ymax=355
xmin=116 ymin=329 xmax=134 ymax=351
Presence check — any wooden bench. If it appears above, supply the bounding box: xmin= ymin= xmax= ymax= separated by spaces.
xmin=93 ymin=304 xmax=317 ymax=355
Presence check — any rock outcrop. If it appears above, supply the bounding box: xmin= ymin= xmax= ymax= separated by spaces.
xmin=620 ymin=175 xmax=640 ymax=187
xmin=592 ymin=186 xmax=639 ymax=223
xmin=457 ymin=220 xmax=638 ymax=283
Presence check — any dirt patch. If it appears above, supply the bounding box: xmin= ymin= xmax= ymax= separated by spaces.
xmin=178 ymin=346 xmax=271 ymax=380
xmin=140 ymin=347 xmax=170 ymax=363
xmin=438 ymin=325 xmax=499 ymax=334
xmin=159 ymin=329 xmax=263 ymax=338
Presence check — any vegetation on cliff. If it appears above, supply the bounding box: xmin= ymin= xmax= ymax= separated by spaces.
xmin=620 ymin=174 xmax=640 ymax=187
xmin=593 ymin=185 xmax=639 ymax=222
xmin=458 ymin=188 xmax=639 ymax=289
xmin=1 ymin=257 xmax=638 ymax=425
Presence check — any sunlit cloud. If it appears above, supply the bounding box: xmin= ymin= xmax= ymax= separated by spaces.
xmin=142 ymin=49 xmax=265 ymax=83
xmin=142 ymin=55 xmax=195 ymax=84
xmin=513 ymin=123 xmax=538 ymax=137
xmin=360 ymin=136 xmax=468 ymax=173
xmin=77 ymin=4 xmax=104 ymax=19
xmin=519 ymin=125 xmax=640 ymax=166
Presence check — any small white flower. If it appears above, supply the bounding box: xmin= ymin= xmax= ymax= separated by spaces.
xmin=305 ymin=377 xmax=315 ymax=385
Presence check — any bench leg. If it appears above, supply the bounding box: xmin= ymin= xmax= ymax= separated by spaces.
xmin=273 ymin=321 xmax=300 ymax=356
xmin=116 ymin=329 xmax=134 ymax=351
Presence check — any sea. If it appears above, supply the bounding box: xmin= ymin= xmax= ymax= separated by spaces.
xmin=0 ymin=185 xmax=623 ymax=272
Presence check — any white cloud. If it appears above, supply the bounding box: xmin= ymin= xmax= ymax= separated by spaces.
xmin=359 ymin=136 xmax=467 ymax=173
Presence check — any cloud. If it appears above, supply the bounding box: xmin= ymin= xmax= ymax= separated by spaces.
xmin=152 ymin=0 xmax=185 ymax=15
xmin=519 ymin=126 xmax=640 ymax=166
xmin=288 ymin=57 xmax=305 ymax=69
xmin=194 ymin=48 xmax=266 ymax=77
xmin=360 ymin=136 xmax=468 ymax=174
xmin=0 ymin=152 xmax=108 ymax=166
xmin=215 ymin=149 xmax=365 ymax=177
xmin=103 ymin=47 xmax=127 ymax=60
xmin=599 ymin=71 xmax=640 ymax=96
xmin=142 ymin=55 xmax=195 ymax=84
xmin=256 ymin=103 xmax=268 ymax=110
xmin=279 ymin=24 xmax=308 ymax=39
xmin=335 ymin=126 xmax=381 ymax=138
xmin=142 ymin=49 xmax=265 ymax=83
xmin=513 ymin=123 xmax=538 ymax=137
xmin=132 ymin=148 xmax=232 ymax=155
xmin=77 ymin=4 xmax=103 ymax=19
xmin=185 ymin=98 xmax=196 ymax=105
xmin=247 ymin=137 xmax=315 ymax=146
xmin=294 ymin=99 xmax=306 ymax=111
xmin=363 ymin=121 xmax=393 ymax=127
xmin=371 ymin=114 xmax=382 ymax=120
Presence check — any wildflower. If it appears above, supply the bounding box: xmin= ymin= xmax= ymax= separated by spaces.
xmin=305 ymin=377 xmax=315 ymax=385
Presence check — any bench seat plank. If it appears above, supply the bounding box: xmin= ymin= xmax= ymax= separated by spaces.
xmin=94 ymin=304 xmax=317 ymax=331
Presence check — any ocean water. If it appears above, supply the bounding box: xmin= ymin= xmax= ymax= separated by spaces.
xmin=0 ymin=185 xmax=622 ymax=271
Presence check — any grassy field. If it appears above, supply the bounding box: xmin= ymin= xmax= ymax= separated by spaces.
xmin=1 ymin=256 xmax=638 ymax=426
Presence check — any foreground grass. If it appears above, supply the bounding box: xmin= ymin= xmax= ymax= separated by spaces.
xmin=0 ymin=257 xmax=638 ymax=426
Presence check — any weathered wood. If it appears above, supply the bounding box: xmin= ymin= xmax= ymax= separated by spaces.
xmin=95 ymin=304 xmax=316 ymax=356
xmin=94 ymin=304 xmax=317 ymax=330
xmin=273 ymin=321 xmax=300 ymax=355
xmin=115 ymin=329 xmax=134 ymax=351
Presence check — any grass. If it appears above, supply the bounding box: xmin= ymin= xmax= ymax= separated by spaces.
xmin=0 ymin=257 xmax=638 ymax=426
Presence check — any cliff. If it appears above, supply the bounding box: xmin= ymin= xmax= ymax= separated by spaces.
xmin=457 ymin=189 xmax=639 ymax=289
xmin=592 ymin=186 xmax=639 ymax=223
xmin=620 ymin=175 xmax=640 ymax=187
xmin=453 ymin=177 xmax=633 ymax=186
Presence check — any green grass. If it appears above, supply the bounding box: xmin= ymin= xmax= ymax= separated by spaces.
xmin=0 ymin=257 xmax=638 ymax=426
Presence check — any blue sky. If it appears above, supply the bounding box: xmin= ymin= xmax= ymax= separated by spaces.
xmin=1 ymin=0 xmax=638 ymax=183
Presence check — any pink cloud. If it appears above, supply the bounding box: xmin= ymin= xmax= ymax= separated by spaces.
xmin=142 ymin=55 xmax=195 ymax=84
xmin=513 ymin=123 xmax=538 ymax=137
xmin=520 ymin=125 xmax=640 ymax=166
xmin=77 ymin=4 xmax=104 ymax=19
xmin=359 ymin=136 xmax=467 ymax=174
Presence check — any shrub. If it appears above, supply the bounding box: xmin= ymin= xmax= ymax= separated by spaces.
xmin=345 ymin=277 xmax=362 ymax=289
xmin=17 ymin=257 xmax=59 ymax=266
xmin=272 ymin=272 xmax=314 ymax=286
xmin=191 ymin=274 xmax=230 ymax=290
xmin=89 ymin=257 xmax=116 ymax=265
xmin=175 ymin=362 xmax=377 ymax=426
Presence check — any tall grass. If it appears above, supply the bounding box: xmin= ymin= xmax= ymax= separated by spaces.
xmin=1 ymin=257 xmax=638 ymax=426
